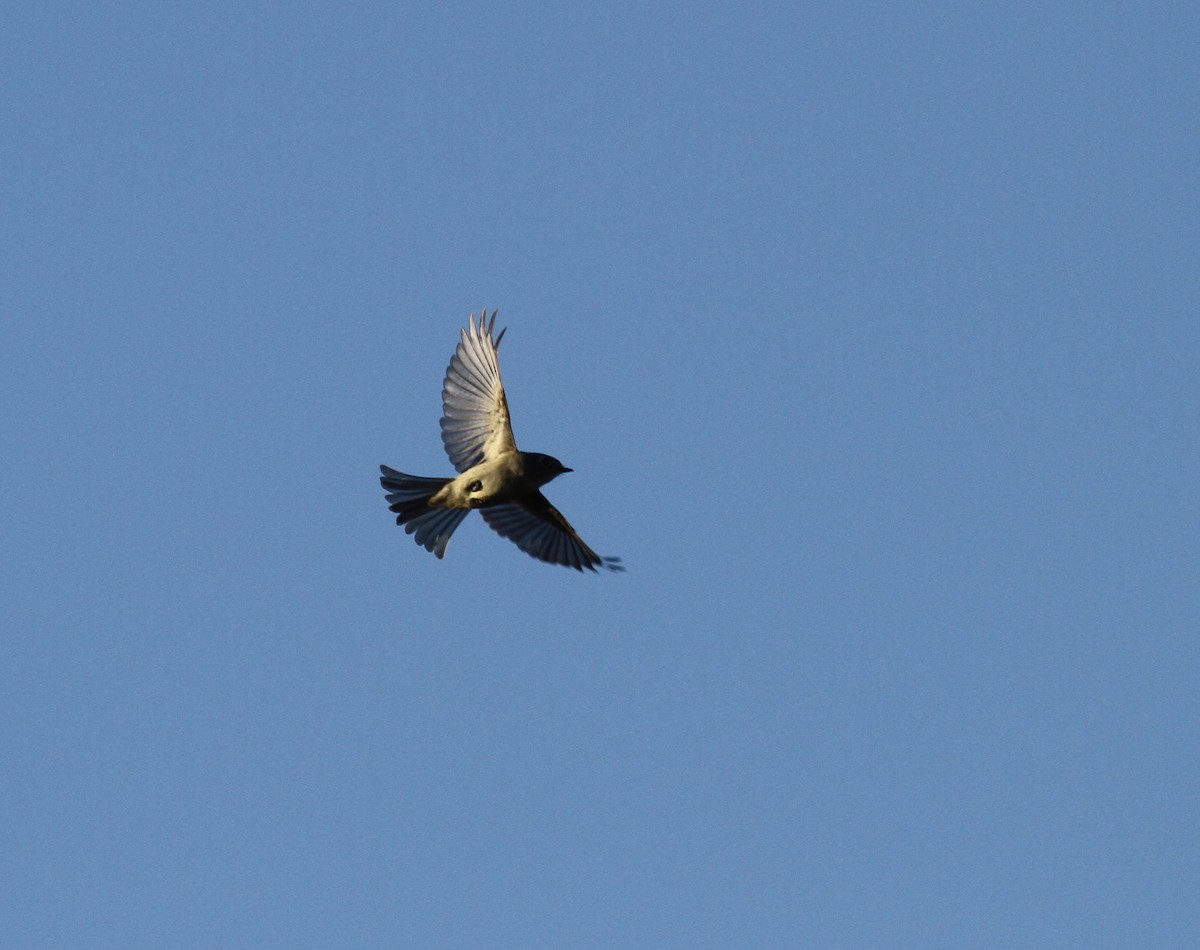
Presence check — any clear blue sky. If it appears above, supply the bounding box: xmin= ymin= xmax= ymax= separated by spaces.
xmin=3 ymin=2 xmax=1197 ymax=947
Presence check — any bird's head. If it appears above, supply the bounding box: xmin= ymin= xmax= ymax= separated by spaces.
xmin=524 ymin=452 xmax=573 ymax=487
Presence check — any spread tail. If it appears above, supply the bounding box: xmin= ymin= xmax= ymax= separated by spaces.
xmin=379 ymin=465 xmax=467 ymax=559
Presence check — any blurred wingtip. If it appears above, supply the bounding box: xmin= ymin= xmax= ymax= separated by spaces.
xmin=599 ymin=556 xmax=625 ymax=573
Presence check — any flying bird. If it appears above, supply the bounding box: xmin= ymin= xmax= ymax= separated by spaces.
xmin=380 ymin=310 xmax=623 ymax=572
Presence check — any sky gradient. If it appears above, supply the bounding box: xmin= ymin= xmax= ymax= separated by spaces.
xmin=3 ymin=2 xmax=1197 ymax=947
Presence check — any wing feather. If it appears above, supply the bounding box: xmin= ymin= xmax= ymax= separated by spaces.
xmin=440 ymin=310 xmax=516 ymax=472
xmin=481 ymin=493 xmax=624 ymax=573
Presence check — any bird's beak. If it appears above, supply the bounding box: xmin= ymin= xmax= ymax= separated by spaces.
xmin=562 ymin=467 xmax=573 ymax=473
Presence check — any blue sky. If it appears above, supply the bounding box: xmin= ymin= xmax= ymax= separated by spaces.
xmin=2 ymin=2 xmax=1197 ymax=946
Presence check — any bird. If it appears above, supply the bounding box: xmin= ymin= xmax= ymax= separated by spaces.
xmin=380 ymin=310 xmax=623 ymax=573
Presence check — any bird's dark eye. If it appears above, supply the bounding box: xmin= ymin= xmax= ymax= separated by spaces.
xmin=468 ymin=480 xmax=483 ymax=493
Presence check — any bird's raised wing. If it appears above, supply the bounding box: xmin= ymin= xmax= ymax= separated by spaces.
xmin=440 ymin=310 xmax=516 ymax=472
xmin=481 ymin=493 xmax=624 ymax=572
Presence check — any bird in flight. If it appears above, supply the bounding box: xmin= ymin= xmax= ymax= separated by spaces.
xmin=380 ymin=310 xmax=623 ymax=572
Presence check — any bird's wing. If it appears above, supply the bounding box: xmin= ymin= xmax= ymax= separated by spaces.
xmin=481 ymin=493 xmax=624 ymax=572
xmin=440 ymin=310 xmax=516 ymax=473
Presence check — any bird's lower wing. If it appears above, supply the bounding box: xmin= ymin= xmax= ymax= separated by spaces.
xmin=480 ymin=493 xmax=623 ymax=572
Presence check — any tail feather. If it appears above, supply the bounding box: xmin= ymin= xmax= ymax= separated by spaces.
xmin=379 ymin=465 xmax=465 ymax=559
xmin=408 ymin=506 xmax=470 ymax=558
